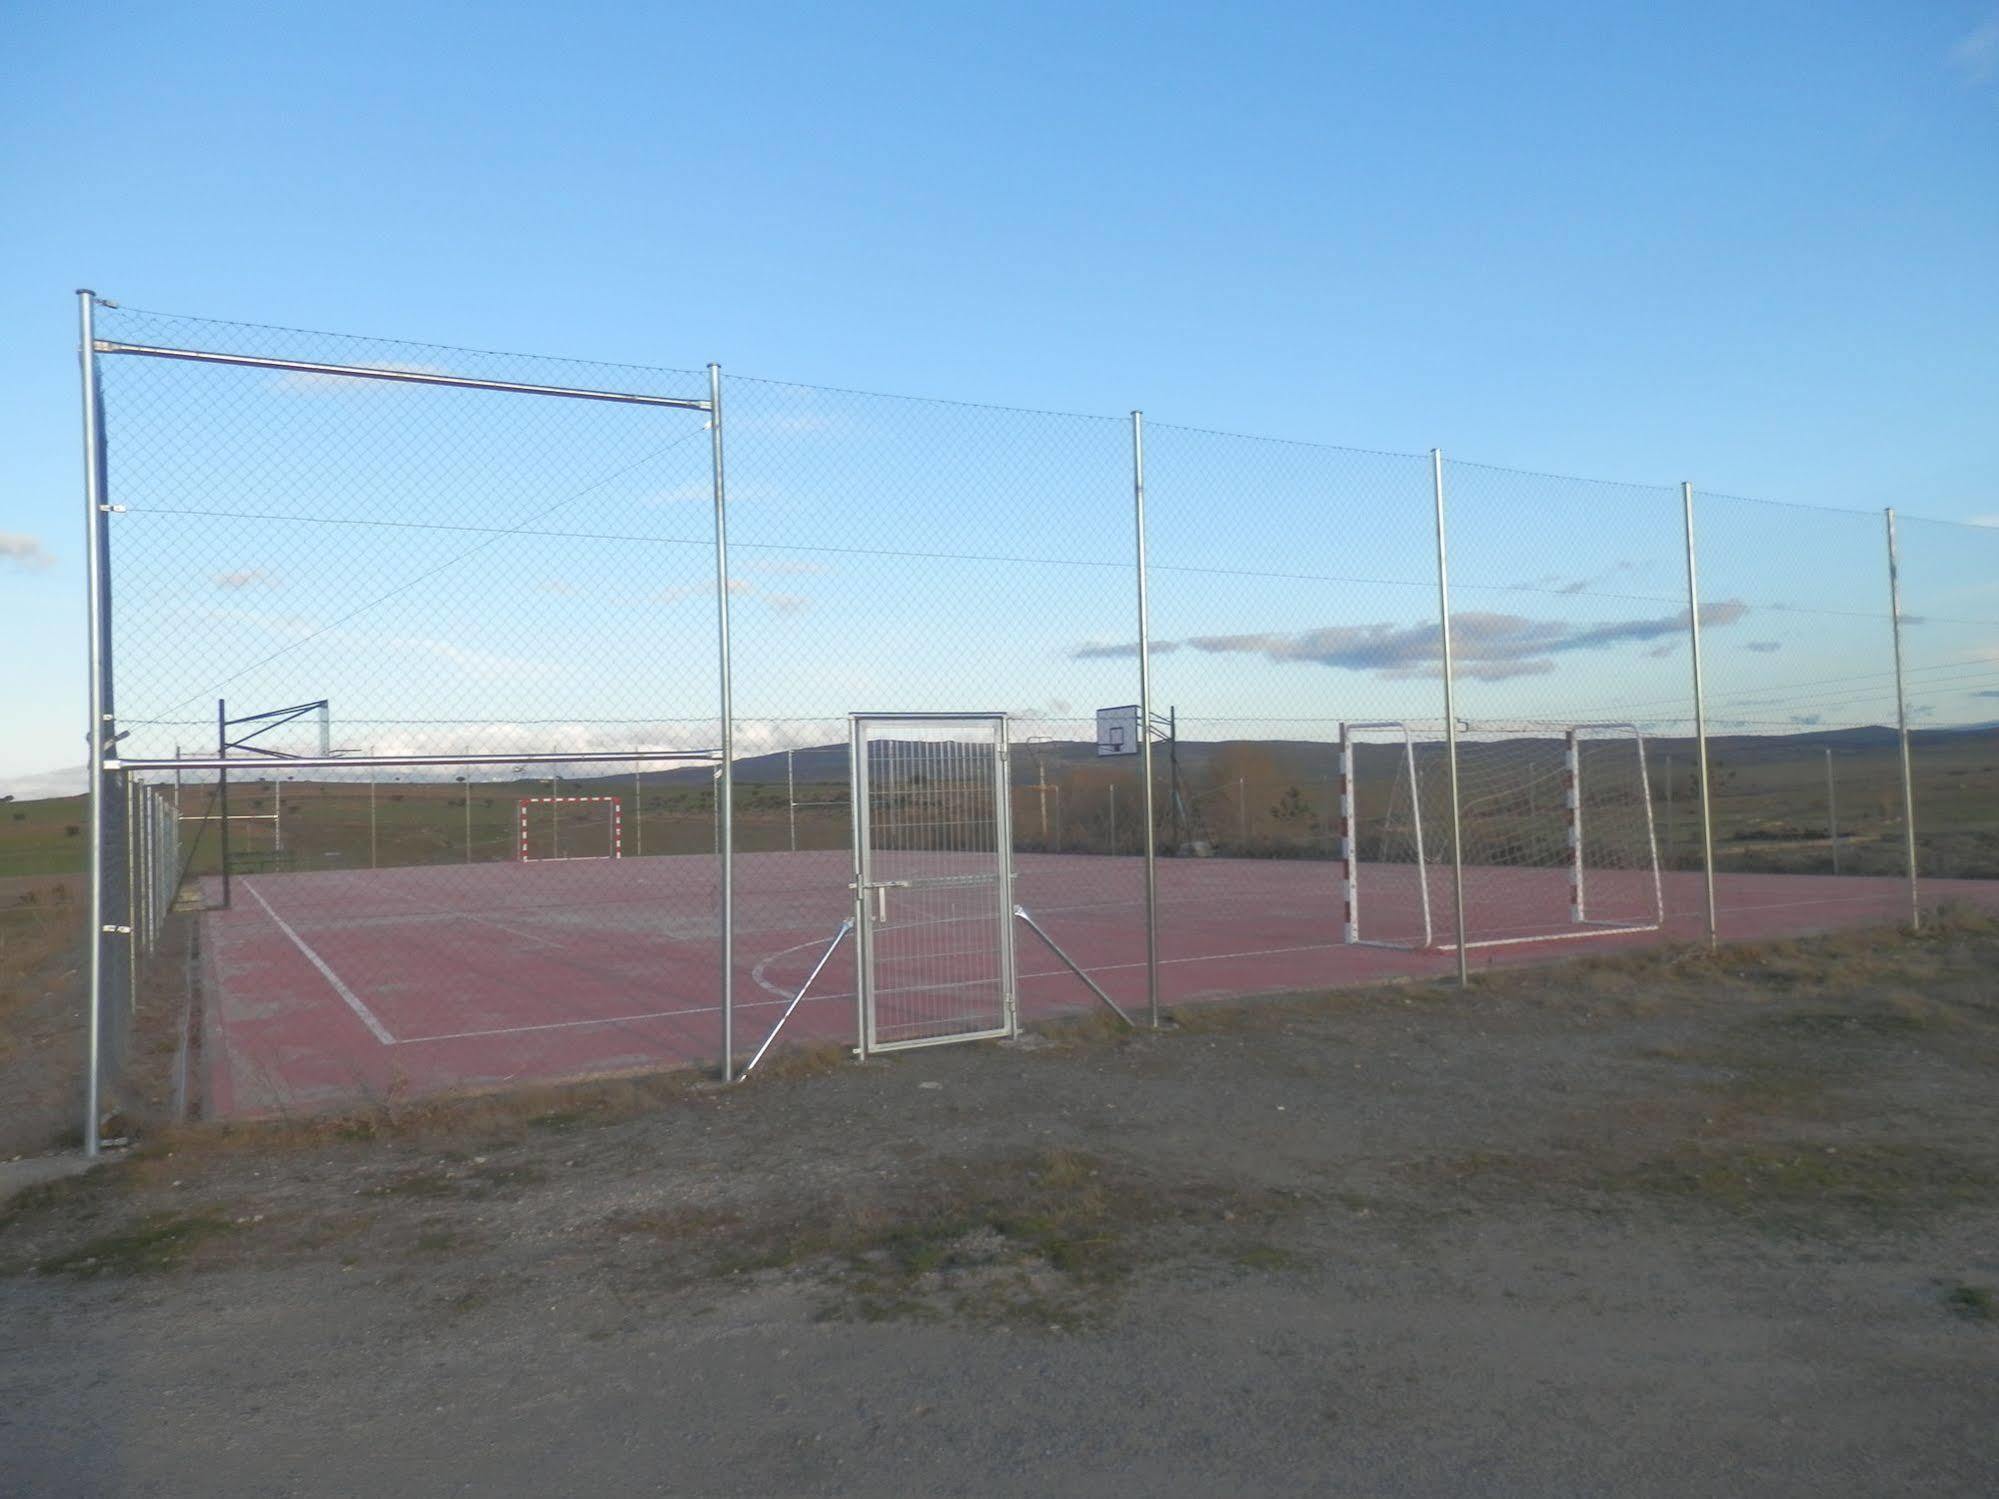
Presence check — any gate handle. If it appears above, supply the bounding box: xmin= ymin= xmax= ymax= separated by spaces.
xmin=849 ymin=879 xmax=912 ymax=925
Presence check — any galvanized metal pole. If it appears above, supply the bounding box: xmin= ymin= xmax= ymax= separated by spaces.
xmin=1109 ymin=781 xmax=1116 ymax=856
xmin=709 ymin=364 xmax=738 ymax=1079
xmin=368 ymin=771 xmax=377 ymax=868
xmin=786 ymin=749 xmax=796 ymax=853
xmin=1431 ymin=451 xmax=1469 ymax=985
xmin=634 ymin=769 xmax=642 ymax=857
xmin=1885 ymin=508 xmax=1920 ymax=929
xmin=77 ymin=290 xmax=110 ymax=1157
xmin=124 ymin=776 xmax=138 ymax=1017
xmin=1132 ymin=413 xmax=1161 ymax=1026
xmin=1681 ymin=483 xmax=1719 ymax=948
xmin=217 ymin=700 xmax=232 ymax=910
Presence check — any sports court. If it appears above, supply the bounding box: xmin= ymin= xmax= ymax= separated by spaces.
xmin=197 ymin=849 xmax=1994 ymax=1118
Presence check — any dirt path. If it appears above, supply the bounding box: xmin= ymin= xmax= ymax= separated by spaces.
xmin=3 ymin=919 xmax=1997 ymax=1496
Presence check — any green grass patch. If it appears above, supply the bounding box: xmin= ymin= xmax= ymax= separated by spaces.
xmin=607 ymin=1146 xmax=1292 ymax=1326
xmin=32 ymin=1211 xmax=237 ymax=1277
xmin=1609 ymin=1142 xmax=1991 ymax=1224
xmin=1943 ymin=1283 xmax=1994 ymax=1322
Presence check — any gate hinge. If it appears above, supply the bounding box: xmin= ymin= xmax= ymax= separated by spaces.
xmin=98 ymin=504 xmax=127 ymax=514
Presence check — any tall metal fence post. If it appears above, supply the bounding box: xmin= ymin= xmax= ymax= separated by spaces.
xmin=1431 ymin=450 xmax=1469 ymax=985
xmin=1681 ymin=482 xmax=1718 ymax=948
xmin=1131 ymin=412 xmax=1161 ymax=1026
xmin=77 ymin=289 xmax=110 ymax=1158
xmin=1884 ymin=507 xmax=1920 ymax=929
xmin=216 ymin=699 xmax=232 ymax=909
xmin=709 ymin=363 xmax=737 ymax=1078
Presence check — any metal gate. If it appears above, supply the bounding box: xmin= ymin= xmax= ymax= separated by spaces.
xmin=850 ymin=713 xmax=1017 ymax=1055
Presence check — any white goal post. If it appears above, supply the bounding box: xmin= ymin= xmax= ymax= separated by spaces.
xmin=1340 ymin=720 xmax=1663 ymax=952
xmin=517 ymin=795 xmax=623 ymax=862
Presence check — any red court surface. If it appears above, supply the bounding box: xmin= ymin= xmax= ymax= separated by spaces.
xmin=197 ymin=851 xmax=1999 ymax=1119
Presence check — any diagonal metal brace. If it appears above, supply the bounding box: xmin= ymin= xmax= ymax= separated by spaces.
xmin=739 ymin=919 xmax=854 ymax=1079
xmin=1013 ymin=906 xmax=1134 ymax=1029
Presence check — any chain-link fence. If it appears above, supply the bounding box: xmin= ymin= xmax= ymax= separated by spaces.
xmin=67 ymin=294 xmax=1999 ymax=1149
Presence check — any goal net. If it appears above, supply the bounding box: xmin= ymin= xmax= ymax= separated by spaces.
xmin=517 ymin=796 xmax=622 ymax=862
xmin=1340 ymin=721 xmax=1661 ymax=951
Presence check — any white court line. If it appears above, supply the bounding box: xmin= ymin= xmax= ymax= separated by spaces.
xmin=241 ymin=882 xmax=397 ymax=1046
xmin=398 ymin=995 xmax=788 ymax=1046
xmin=395 ymin=887 xmax=1931 ymax=1049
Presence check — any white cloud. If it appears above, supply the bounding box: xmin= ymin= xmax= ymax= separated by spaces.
xmin=213 ymin=567 xmax=278 ymax=590
xmin=1 ymin=532 xmax=55 ymax=571
xmin=1080 ymin=601 xmax=1750 ymax=682
xmin=1953 ymin=13 xmax=1999 ymax=80
xmin=0 ymin=763 xmax=86 ymax=800
xmin=658 ymin=577 xmax=755 ymax=604
xmin=738 ymin=558 xmax=832 ymax=577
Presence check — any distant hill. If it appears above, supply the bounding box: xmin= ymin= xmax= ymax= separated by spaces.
xmin=0 ymin=764 xmax=87 ymax=801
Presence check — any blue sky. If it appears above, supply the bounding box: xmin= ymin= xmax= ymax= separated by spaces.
xmin=3 ymin=1 xmax=1997 ymax=783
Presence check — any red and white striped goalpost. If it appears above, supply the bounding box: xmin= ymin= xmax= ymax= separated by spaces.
xmin=517 ymin=795 xmax=623 ymax=861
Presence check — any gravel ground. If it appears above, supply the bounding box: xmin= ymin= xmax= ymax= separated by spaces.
xmin=3 ymin=919 xmax=1997 ymax=1496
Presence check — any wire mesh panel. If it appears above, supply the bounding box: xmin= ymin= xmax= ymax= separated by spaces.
xmin=1694 ymin=493 xmax=1910 ymax=932
xmin=1142 ymin=425 xmax=1442 ymax=998
xmin=1890 ymin=514 xmax=1999 ymax=895
xmin=151 ymin=753 xmax=716 ymax=1117
xmin=89 ymin=303 xmax=729 ymax=1122
xmin=720 ymin=377 xmax=1137 ymax=1050
xmin=1437 ymin=462 xmax=1695 ymax=955
xmin=852 ymin=715 xmax=1016 ymax=1053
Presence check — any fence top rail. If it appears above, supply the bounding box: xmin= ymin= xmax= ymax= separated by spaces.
xmin=105 ymin=749 xmax=722 ymax=773
xmin=91 ymin=339 xmax=714 ymax=412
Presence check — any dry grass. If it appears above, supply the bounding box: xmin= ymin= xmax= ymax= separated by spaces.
xmin=0 ymin=883 xmax=84 ymax=1050
xmin=602 ymin=1145 xmax=1300 ymax=1325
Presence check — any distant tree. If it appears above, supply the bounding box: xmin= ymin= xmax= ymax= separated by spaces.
xmin=1269 ymin=785 xmax=1320 ymax=836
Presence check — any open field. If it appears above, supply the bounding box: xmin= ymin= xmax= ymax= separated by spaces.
xmin=0 ymin=878 xmax=87 ymax=1156
xmin=0 ymin=797 xmax=89 ymax=879
xmin=5 ymin=915 xmax=1998 ymax=1495
xmin=5 ymin=726 xmax=1993 ymax=882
